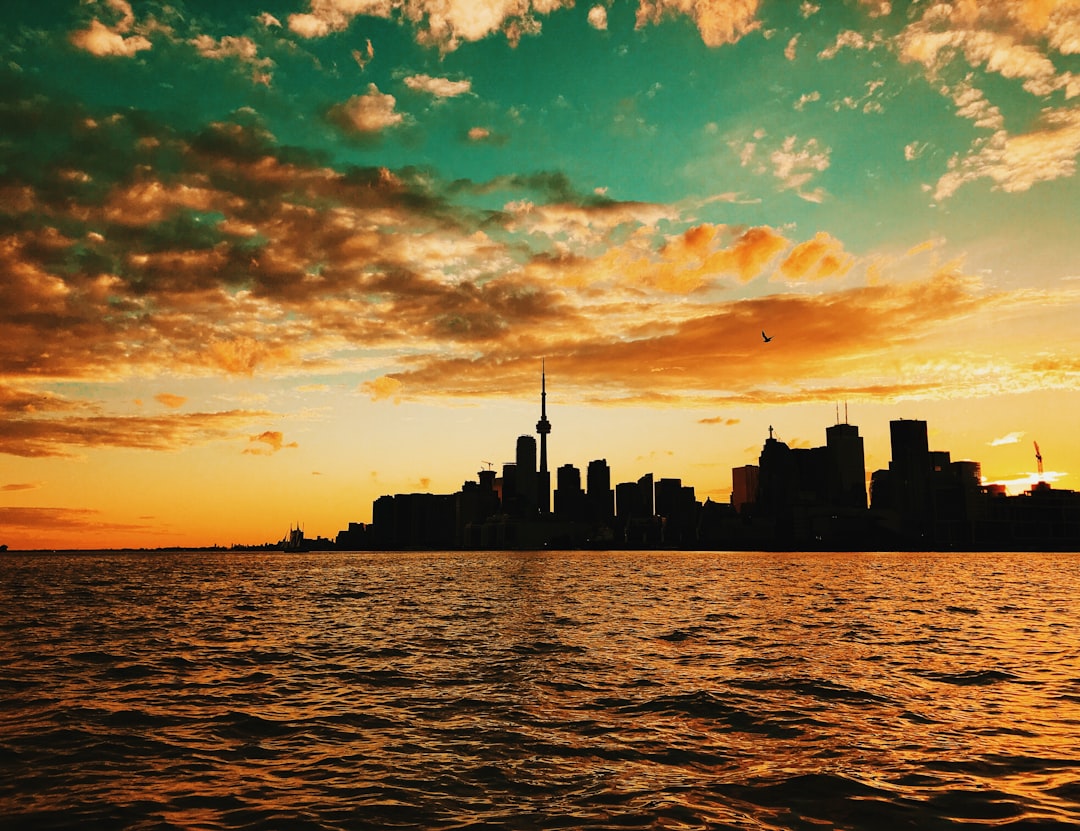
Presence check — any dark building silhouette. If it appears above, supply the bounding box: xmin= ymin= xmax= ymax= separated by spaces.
xmin=555 ymin=463 xmax=586 ymax=520
xmin=501 ymin=461 xmax=518 ymax=516
xmin=753 ymin=419 xmax=871 ymax=547
xmin=586 ymin=459 xmax=615 ymax=527
xmin=826 ymin=421 xmax=867 ymax=509
xmin=515 ymin=435 xmax=538 ymax=517
xmin=655 ymin=477 xmax=699 ymax=545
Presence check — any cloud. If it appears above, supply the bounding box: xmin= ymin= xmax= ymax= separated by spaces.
xmin=699 ymin=417 xmax=740 ymax=425
xmin=635 ymin=0 xmax=763 ymax=48
xmin=361 ymin=265 xmax=1007 ymax=405
xmin=154 ymin=393 xmax=187 ymax=409
xmin=2 ymin=482 xmax=43 ymax=492
xmin=894 ymin=2 xmax=1080 ymax=197
xmin=779 ymin=232 xmax=854 ymax=282
xmin=288 ymin=0 xmax=575 ymax=50
xmin=733 ymin=132 xmax=831 ymax=200
xmin=0 ymin=405 xmax=275 ymax=458
xmin=70 ymin=19 xmax=153 ymax=57
xmin=818 ymin=29 xmax=881 ymax=60
xmin=362 ymin=375 xmax=403 ymax=402
xmin=768 ymin=135 xmax=831 ymax=200
xmin=189 ymin=34 xmax=273 ymax=82
xmin=404 ymin=74 xmax=472 ymax=97
xmin=933 ymin=106 xmax=1080 ymax=200
xmin=353 ymin=39 xmax=375 ymax=70
xmin=328 ymin=84 xmax=405 ymax=133
xmin=0 ymin=506 xmax=155 ymax=537
xmin=3 ymin=91 xmax=1075 ymax=431
xmin=283 ymin=0 xmax=763 ymax=50
xmin=785 ymin=34 xmax=799 ymax=61
xmin=243 ymin=430 xmax=298 ymax=455
xmin=990 ymin=431 xmax=1025 ymax=446
xmin=69 ymin=0 xmax=152 ymax=57
xmin=904 ymin=141 xmax=928 ymax=161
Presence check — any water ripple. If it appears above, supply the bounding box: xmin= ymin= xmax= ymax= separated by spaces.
xmin=2 ymin=550 xmax=1080 ymax=829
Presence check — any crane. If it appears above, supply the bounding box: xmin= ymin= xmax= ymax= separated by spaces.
xmin=481 ymin=460 xmax=494 ymax=471
xmin=1034 ymin=442 xmax=1044 ymax=479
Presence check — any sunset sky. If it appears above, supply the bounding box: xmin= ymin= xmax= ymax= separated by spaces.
xmin=2 ymin=0 xmax=1079 ymax=548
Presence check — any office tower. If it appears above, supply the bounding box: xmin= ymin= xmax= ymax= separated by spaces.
xmin=637 ymin=473 xmax=655 ymax=517
xmin=501 ymin=462 xmax=518 ymax=515
xmin=515 ymin=435 xmax=537 ymax=517
xmin=535 ymin=362 xmax=552 ymax=515
xmin=586 ymin=459 xmax=614 ymax=522
xmin=826 ymin=421 xmax=867 ymax=509
xmin=731 ymin=465 xmax=759 ymax=513
xmin=615 ymin=481 xmax=639 ymax=523
xmin=756 ymin=426 xmax=795 ymax=518
xmin=555 ymin=463 xmax=585 ymax=519
xmin=889 ymin=419 xmax=931 ymax=539
xmin=654 ymin=478 xmax=683 ymax=520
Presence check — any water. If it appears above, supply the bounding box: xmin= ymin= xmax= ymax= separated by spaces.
xmin=2 ymin=550 xmax=1080 ymax=830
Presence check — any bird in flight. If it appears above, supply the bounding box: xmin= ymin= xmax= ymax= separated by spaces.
xmin=761 ymin=330 xmax=773 ymax=343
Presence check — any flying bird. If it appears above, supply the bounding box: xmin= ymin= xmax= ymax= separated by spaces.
xmin=761 ymin=330 xmax=773 ymax=343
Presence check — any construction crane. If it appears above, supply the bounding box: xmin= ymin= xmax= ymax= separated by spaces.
xmin=1034 ymin=442 xmax=1044 ymax=479
xmin=481 ymin=460 xmax=494 ymax=471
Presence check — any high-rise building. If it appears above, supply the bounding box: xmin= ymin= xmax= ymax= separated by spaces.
xmin=731 ymin=465 xmax=759 ymax=513
xmin=555 ymin=463 xmax=585 ymax=519
xmin=889 ymin=418 xmax=931 ymax=539
xmin=535 ymin=362 xmax=552 ymax=515
xmin=586 ymin=459 xmax=614 ymax=523
xmin=637 ymin=473 xmax=654 ymax=517
xmin=515 ymin=435 xmax=537 ymax=517
xmin=825 ymin=421 xmax=867 ymax=509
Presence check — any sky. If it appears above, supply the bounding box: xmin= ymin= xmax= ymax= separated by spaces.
xmin=2 ymin=0 xmax=1079 ymax=549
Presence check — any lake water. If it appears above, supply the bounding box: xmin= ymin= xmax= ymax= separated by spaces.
xmin=2 ymin=550 xmax=1080 ymax=830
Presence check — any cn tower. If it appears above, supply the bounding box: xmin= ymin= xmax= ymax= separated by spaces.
xmin=536 ymin=361 xmax=552 ymax=515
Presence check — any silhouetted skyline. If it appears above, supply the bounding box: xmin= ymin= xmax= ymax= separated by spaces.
xmin=329 ymin=372 xmax=1080 ymax=552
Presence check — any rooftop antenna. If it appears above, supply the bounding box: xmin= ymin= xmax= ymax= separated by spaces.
xmin=835 ymin=402 xmax=839 ymax=425
xmin=845 ymin=401 xmax=849 ymax=424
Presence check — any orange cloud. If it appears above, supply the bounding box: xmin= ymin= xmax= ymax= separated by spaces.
xmin=0 ymin=407 xmax=274 ymax=458
xmin=779 ymin=232 xmax=855 ymax=281
xmin=0 ymin=506 xmax=155 ymax=544
xmin=243 ymin=430 xmax=298 ymax=455
xmin=154 ymin=393 xmax=187 ymax=409
xmin=363 ymin=267 xmax=999 ymax=404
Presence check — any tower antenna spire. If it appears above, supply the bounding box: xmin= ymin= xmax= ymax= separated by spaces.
xmin=535 ymin=360 xmax=552 ymax=514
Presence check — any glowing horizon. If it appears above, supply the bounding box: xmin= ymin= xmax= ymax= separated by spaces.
xmin=2 ymin=0 xmax=1079 ymax=549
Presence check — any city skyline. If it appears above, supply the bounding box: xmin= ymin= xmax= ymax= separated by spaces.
xmin=2 ymin=1 xmax=1079 ymax=549
xmin=346 ymin=372 xmax=1078 ymax=551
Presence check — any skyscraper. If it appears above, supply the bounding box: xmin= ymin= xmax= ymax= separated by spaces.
xmin=515 ymin=435 xmax=537 ymax=517
xmin=826 ymin=421 xmax=867 ymax=509
xmin=536 ymin=361 xmax=552 ymax=515
xmin=586 ymin=459 xmax=614 ymax=523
